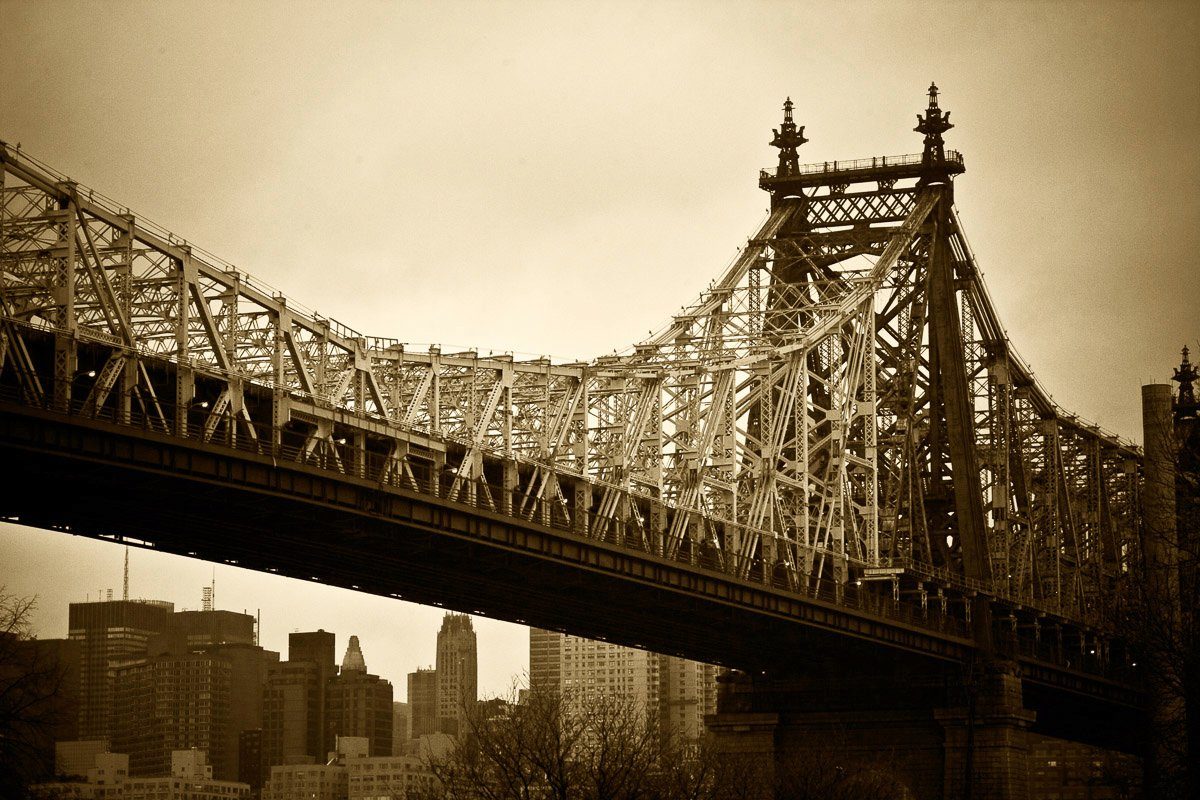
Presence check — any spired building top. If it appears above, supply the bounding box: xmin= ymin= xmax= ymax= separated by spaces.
xmin=770 ymin=97 xmax=807 ymax=178
xmin=341 ymin=634 xmax=367 ymax=673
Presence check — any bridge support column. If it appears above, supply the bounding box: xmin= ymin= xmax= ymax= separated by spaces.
xmin=935 ymin=661 xmax=1035 ymax=800
xmin=707 ymin=659 xmax=1037 ymax=800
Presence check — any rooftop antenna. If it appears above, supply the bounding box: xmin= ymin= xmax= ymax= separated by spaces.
xmin=122 ymin=546 xmax=129 ymax=601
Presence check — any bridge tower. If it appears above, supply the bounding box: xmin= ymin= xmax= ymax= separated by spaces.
xmin=708 ymin=86 xmax=1038 ymax=800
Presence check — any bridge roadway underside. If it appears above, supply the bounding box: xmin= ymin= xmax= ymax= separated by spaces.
xmin=0 ymin=401 xmax=1141 ymax=753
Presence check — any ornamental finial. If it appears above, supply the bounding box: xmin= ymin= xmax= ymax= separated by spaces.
xmin=1174 ymin=345 xmax=1197 ymax=412
xmin=771 ymin=97 xmax=807 ymax=178
xmin=915 ymin=81 xmax=954 ymax=181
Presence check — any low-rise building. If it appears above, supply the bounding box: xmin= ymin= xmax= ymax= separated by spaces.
xmin=55 ymin=740 xmax=110 ymax=780
xmin=32 ymin=750 xmax=250 ymax=800
xmin=261 ymin=737 xmax=437 ymax=800
xmin=125 ymin=750 xmax=249 ymax=800
xmin=347 ymin=755 xmax=436 ymax=800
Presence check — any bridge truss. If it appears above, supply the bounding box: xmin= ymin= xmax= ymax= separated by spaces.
xmin=0 ymin=87 xmax=1141 ymax=655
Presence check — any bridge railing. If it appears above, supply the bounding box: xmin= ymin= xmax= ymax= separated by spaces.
xmin=757 ymin=151 xmax=965 ymax=181
xmin=0 ymin=384 xmax=1135 ymax=685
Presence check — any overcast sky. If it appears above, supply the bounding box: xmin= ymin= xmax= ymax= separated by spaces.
xmin=1 ymin=0 xmax=1197 ymax=699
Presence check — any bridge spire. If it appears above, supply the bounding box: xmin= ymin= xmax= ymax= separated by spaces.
xmin=770 ymin=97 xmax=807 ymax=178
xmin=915 ymin=82 xmax=954 ymax=185
xmin=1174 ymin=345 xmax=1197 ymax=418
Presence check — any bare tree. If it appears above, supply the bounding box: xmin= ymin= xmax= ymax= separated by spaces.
xmin=0 ymin=589 xmax=71 ymax=797
xmin=411 ymin=685 xmax=913 ymax=800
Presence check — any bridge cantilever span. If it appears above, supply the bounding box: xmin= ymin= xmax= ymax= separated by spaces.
xmin=0 ymin=88 xmax=1144 ymax=728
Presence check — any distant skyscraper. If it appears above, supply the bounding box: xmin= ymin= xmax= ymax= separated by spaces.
xmin=129 ymin=608 xmax=275 ymax=780
xmin=529 ymin=630 xmax=717 ymax=744
xmin=326 ymin=637 xmax=392 ymax=757
xmin=68 ymin=599 xmax=173 ymax=741
xmin=263 ymin=630 xmax=336 ymax=767
xmin=434 ymin=614 xmax=477 ymax=736
xmin=263 ymin=661 xmax=323 ymax=767
xmin=406 ymin=669 xmax=437 ymax=738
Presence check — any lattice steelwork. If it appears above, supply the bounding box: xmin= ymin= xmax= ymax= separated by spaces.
xmin=0 ymin=86 xmax=1141 ymax=641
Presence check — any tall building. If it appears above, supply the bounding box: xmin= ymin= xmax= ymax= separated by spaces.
xmin=263 ymin=630 xmax=336 ymax=767
xmin=529 ymin=630 xmax=717 ymax=744
xmin=68 ymin=599 xmax=173 ymax=741
xmin=326 ymin=636 xmax=393 ymax=756
xmin=559 ymin=633 xmax=660 ymax=714
xmin=407 ymin=669 xmax=437 ymax=739
xmin=206 ymin=641 xmax=278 ymax=779
xmin=659 ymin=655 xmax=718 ymax=744
xmin=112 ymin=650 xmax=233 ymax=777
xmin=528 ymin=628 xmax=562 ymax=694
xmin=113 ymin=608 xmax=275 ymax=781
xmin=434 ymin=614 xmax=477 ymax=736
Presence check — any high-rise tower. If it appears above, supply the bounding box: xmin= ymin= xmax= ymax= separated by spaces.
xmin=68 ymin=599 xmax=173 ymax=740
xmin=263 ymin=629 xmax=336 ymax=767
xmin=327 ymin=635 xmax=392 ymax=756
xmin=434 ymin=614 xmax=477 ymax=736
xmin=407 ymin=669 xmax=437 ymax=739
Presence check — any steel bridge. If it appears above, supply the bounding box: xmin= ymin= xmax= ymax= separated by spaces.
xmin=0 ymin=88 xmax=1144 ymax=741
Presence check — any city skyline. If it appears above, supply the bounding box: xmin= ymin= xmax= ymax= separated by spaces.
xmin=2 ymin=0 xmax=1196 ymax=732
xmin=0 ymin=529 xmax=528 ymax=701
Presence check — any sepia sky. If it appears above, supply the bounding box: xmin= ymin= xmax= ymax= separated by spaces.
xmin=1 ymin=0 xmax=1197 ymax=699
